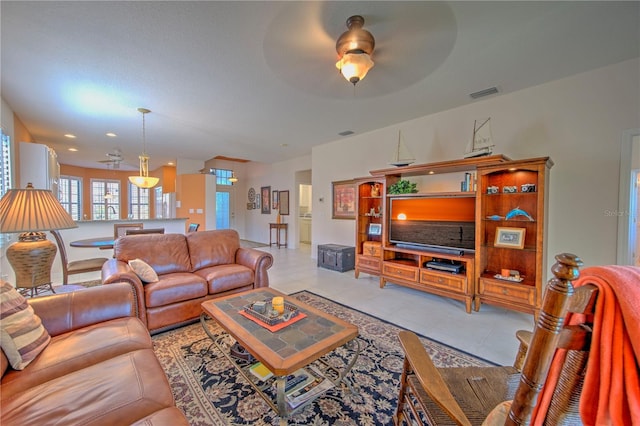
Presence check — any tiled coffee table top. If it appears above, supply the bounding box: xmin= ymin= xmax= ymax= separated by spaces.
xmin=201 ymin=288 xmax=358 ymax=374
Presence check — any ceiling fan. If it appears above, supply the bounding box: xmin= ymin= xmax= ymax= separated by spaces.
xmin=97 ymin=149 xmax=125 ymax=168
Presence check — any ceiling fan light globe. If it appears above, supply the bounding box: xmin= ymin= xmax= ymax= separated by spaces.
xmin=336 ymin=52 xmax=374 ymax=85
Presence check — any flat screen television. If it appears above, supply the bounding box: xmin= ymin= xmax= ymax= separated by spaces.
xmin=388 ymin=195 xmax=476 ymax=254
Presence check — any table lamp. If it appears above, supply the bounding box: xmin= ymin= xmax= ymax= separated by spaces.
xmin=0 ymin=183 xmax=77 ymax=295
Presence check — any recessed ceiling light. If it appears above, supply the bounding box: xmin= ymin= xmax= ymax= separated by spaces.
xmin=68 ymin=148 xmax=78 ymax=152
xmin=338 ymin=130 xmax=354 ymax=136
xmin=64 ymin=133 xmax=76 ymax=139
xmin=167 ymin=162 xmax=175 ymax=166
xmin=428 ymin=171 xmax=435 ymax=175
xmin=106 ymin=132 xmax=117 ymax=137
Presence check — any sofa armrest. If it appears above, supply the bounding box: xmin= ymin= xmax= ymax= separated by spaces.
xmin=28 ymin=283 xmax=137 ymax=337
xmin=236 ymin=248 xmax=274 ymax=288
xmin=102 ymin=259 xmax=147 ymax=328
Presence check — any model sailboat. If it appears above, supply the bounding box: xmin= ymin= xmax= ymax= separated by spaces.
xmin=464 ymin=118 xmax=495 ymax=158
xmin=389 ymin=131 xmax=415 ymax=167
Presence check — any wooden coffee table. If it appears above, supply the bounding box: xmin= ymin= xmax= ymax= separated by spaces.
xmin=200 ymin=288 xmax=359 ymax=424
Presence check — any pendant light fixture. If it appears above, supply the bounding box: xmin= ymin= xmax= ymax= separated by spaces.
xmin=228 ymin=172 xmax=238 ymax=184
xmin=335 ymin=15 xmax=376 ymax=86
xmin=128 ymin=107 xmax=159 ymax=189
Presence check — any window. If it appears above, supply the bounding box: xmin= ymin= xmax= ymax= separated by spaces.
xmin=129 ymin=182 xmax=150 ymax=219
xmin=91 ymin=179 xmax=120 ymax=220
xmin=211 ymin=168 xmax=234 ymax=186
xmin=0 ymin=129 xmax=11 ymax=198
xmin=59 ymin=176 xmax=82 ymax=221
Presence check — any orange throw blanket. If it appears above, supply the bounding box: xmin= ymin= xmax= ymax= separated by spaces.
xmin=533 ymin=266 xmax=640 ymax=425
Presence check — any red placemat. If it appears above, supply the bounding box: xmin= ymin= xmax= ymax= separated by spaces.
xmin=238 ymin=310 xmax=307 ymax=332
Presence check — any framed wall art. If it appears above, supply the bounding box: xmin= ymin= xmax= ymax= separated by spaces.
xmin=279 ymin=190 xmax=289 ymax=215
xmin=332 ymin=180 xmax=356 ymax=220
xmin=272 ymin=190 xmax=279 ymax=210
xmin=261 ymin=186 xmax=271 ymax=214
xmin=494 ymin=227 xmax=526 ymax=249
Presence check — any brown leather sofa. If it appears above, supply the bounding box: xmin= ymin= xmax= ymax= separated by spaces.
xmin=0 ymin=283 xmax=189 ymax=426
xmin=102 ymin=229 xmax=274 ymax=334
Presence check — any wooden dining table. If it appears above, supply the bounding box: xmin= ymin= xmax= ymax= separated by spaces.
xmin=70 ymin=236 xmax=116 ymax=250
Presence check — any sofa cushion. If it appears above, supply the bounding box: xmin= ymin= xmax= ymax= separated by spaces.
xmin=0 ymin=282 xmax=50 ymax=370
xmin=0 ymin=316 xmax=151 ymax=397
xmin=115 ymin=233 xmax=192 ymax=275
xmin=186 ymin=229 xmax=240 ymax=270
xmin=195 ymin=264 xmax=254 ymax=294
xmin=130 ymin=407 xmax=189 ymax=426
xmin=129 ymin=258 xmax=160 ymax=283
xmin=0 ymin=349 xmax=175 ymax=426
xmin=144 ymin=273 xmax=208 ymax=308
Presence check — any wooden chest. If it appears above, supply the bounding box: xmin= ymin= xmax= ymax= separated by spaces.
xmin=362 ymin=241 xmax=382 ymax=257
xmin=318 ymin=244 xmax=355 ymax=272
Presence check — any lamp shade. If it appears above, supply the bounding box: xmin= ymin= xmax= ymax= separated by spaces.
xmin=0 ymin=184 xmax=77 ymax=234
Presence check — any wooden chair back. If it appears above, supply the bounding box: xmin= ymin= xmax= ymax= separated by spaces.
xmin=125 ymin=228 xmax=165 ymax=235
xmin=394 ymin=252 xmax=597 ymax=426
xmin=50 ymin=229 xmax=70 ymax=279
xmin=506 ymin=253 xmax=597 ymax=425
xmin=114 ymin=223 xmax=143 ymax=239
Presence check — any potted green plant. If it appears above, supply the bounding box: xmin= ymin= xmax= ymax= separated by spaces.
xmin=388 ymin=179 xmax=418 ymax=194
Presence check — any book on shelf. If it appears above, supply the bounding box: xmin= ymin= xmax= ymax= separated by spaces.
xmin=249 ymin=362 xmax=273 ymax=381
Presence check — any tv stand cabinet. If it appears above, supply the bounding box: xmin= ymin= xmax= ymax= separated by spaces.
xmin=381 ymin=246 xmax=476 ymax=313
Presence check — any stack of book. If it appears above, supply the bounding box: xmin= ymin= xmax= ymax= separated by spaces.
xmin=249 ymin=363 xmax=335 ymax=410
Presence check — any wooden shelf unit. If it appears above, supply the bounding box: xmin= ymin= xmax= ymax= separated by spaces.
xmin=354 ymin=177 xmax=394 ymax=280
xmin=475 ymin=157 xmax=553 ymax=315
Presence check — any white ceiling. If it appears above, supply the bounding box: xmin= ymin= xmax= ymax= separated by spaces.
xmin=2 ymin=1 xmax=638 ymax=171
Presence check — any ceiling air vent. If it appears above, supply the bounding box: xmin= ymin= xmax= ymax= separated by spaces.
xmin=338 ymin=130 xmax=355 ymax=136
xmin=470 ymin=87 xmax=499 ymax=99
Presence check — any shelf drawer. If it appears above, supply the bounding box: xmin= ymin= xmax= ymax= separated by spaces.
xmin=420 ymin=271 xmax=466 ymax=292
xmin=383 ymin=262 xmax=418 ymax=281
xmin=357 ymin=255 xmax=380 ymax=269
xmin=479 ymin=278 xmax=535 ymax=305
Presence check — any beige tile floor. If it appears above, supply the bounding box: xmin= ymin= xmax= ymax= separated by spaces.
xmin=266 ymin=243 xmax=535 ymax=365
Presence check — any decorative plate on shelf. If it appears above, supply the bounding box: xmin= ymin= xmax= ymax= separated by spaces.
xmin=248 ymin=187 xmax=256 ymax=202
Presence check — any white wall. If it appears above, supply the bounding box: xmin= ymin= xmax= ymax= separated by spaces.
xmin=312 ymin=58 xmax=640 ymax=270
xmin=242 ymin=155 xmax=312 ymax=247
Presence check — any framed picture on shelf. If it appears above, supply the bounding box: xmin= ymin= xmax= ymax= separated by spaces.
xmin=272 ymin=190 xmax=279 ymax=210
xmin=368 ymin=223 xmax=382 ymax=236
xmin=279 ymin=190 xmax=290 ymax=215
xmin=261 ymin=186 xmax=271 ymax=214
xmin=255 ymin=194 xmax=260 ymax=210
xmin=332 ymin=180 xmax=356 ymax=220
xmin=494 ymin=227 xmax=525 ymax=249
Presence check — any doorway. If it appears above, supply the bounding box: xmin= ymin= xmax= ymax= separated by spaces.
xmin=617 ymin=130 xmax=640 ymax=265
xmin=216 ymin=187 xmax=235 ymax=230
xmin=299 ymin=184 xmax=312 ymax=244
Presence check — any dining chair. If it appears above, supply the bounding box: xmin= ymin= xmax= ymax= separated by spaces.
xmin=125 ymin=228 xmax=165 ymax=235
xmin=114 ymin=223 xmax=143 ymax=239
xmin=394 ymin=253 xmax=600 ymax=426
xmin=50 ymin=230 xmax=109 ymax=285
xmin=188 ymin=223 xmax=200 ymax=232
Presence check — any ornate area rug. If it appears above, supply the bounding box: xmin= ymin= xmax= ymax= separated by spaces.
xmin=152 ymin=291 xmax=494 ymax=425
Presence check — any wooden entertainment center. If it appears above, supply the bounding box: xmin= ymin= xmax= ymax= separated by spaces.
xmin=353 ymin=155 xmax=553 ymax=315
